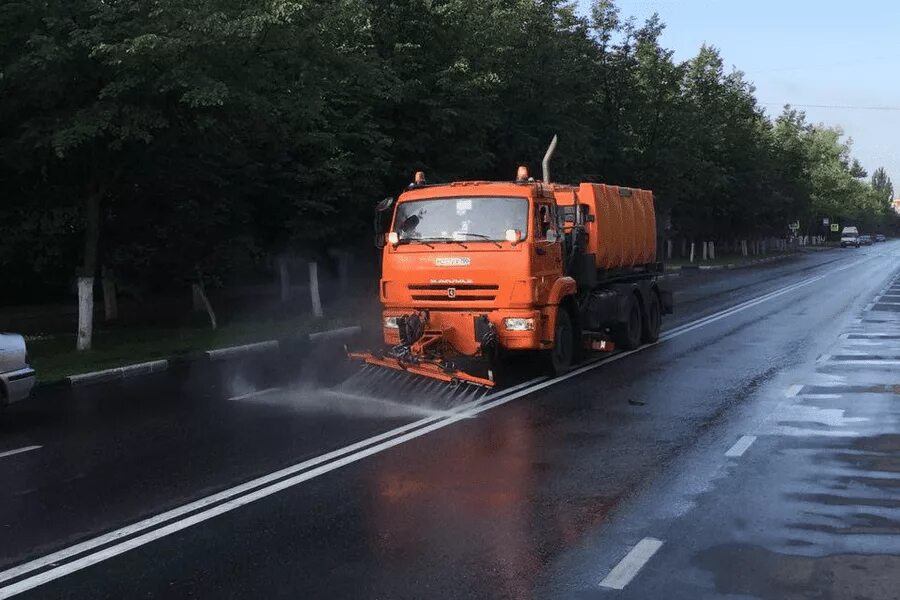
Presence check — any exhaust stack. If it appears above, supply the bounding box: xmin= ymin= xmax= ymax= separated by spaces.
xmin=542 ymin=134 xmax=558 ymax=184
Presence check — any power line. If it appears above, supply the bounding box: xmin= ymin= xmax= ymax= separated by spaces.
xmin=761 ymin=102 xmax=900 ymax=112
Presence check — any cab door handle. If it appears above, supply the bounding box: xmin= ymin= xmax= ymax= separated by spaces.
xmin=536 ymin=248 xmax=546 ymax=256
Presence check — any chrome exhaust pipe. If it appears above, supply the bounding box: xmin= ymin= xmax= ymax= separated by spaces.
xmin=542 ymin=134 xmax=558 ymax=184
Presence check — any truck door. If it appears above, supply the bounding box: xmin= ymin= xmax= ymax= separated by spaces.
xmin=533 ymin=202 xmax=563 ymax=305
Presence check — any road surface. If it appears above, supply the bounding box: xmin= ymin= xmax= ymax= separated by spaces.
xmin=1 ymin=242 xmax=899 ymax=599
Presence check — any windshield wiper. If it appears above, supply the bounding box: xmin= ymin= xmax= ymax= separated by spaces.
xmin=454 ymin=232 xmax=502 ymax=248
xmin=420 ymin=237 xmax=468 ymax=248
xmin=398 ymin=238 xmax=434 ymax=248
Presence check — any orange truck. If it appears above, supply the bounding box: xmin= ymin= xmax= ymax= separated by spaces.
xmin=351 ymin=137 xmax=673 ymax=388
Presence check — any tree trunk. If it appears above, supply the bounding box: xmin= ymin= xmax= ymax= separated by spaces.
xmin=192 ymin=282 xmax=217 ymax=330
xmin=102 ymin=266 xmax=118 ymax=321
xmin=77 ymin=277 xmax=94 ymax=351
xmin=76 ymin=192 xmax=101 ymax=351
xmin=309 ymin=261 xmax=323 ymax=318
xmin=689 ymin=242 xmax=695 ymax=264
xmin=701 ymin=241 xmax=708 ymax=261
xmin=666 ymin=239 xmax=673 ymax=260
xmin=709 ymin=241 xmax=716 ymax=260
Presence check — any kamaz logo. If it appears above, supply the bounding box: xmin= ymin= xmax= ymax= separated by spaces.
xmin=429 ymin=278 xmax=473 ymax=284
xmin=435 ymin=257 xmax=470 ymax=267
xmin=447 ymin=288 xmax=457 ymax=298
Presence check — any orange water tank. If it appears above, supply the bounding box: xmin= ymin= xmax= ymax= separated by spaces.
xmin=559 ymin=184 xmax=657 ymax=270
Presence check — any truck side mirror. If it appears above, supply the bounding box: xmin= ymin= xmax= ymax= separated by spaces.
xmin=374 ymin=197 xmax=395 ymax=249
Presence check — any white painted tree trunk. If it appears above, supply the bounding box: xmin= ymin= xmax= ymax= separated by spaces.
xmin=741 ymin=240 xmax=748 ymax=257
xmin=689 ymin=242 xmax=695 ymax=263
xmin=709 ymin=241 xmax=716 ymax=260
xmin=278 ymin=256 xmax=290 ymax=302
xmin=102 ymin=268 xmax=118 ymax=321
xmin=192 ymin=282 xmax=217 ymax=330
xmin=309 ymin=261 xmax=323 ymax=318
xmin=701 ymin=241 xmax=708 ymax=261
xmin=77 ymin=277 xmax=94 ymax=351
xmin=666 ymin=239 xmax=673 ymax=260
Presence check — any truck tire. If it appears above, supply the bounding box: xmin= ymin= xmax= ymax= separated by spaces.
xmin=615 ymin=294 xmax=643 ymax=350
xmin=546 ymin=309 xmax=575 ymax=376
xmin=642 ymin=291 xmax=662 ymax=343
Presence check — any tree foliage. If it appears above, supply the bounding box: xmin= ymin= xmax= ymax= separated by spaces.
xmin=1 ymin=0 xmax=895 ymax=306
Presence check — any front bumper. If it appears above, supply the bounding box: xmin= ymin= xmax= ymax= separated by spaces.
xmin=382 ymin=309 xmax=544 ymax=355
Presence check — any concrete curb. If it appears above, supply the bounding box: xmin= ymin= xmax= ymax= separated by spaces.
xmin=67 ymin=359 xmax=169 ymax=386
xmin=665 ymin=251 xmax=803 ymax=272
xmin=52 ymin=325 xmax=361 ymax=388
xmin=205 ymin=340 xmax=279 ymax=361
xmin=308 ymin=325 xmax=362 ymax=343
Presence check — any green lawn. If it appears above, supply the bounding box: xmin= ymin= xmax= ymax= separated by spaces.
xmin=27 ymin=313 xmax=356 ymax=384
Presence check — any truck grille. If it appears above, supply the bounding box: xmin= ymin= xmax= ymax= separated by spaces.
xmin=411 ymin=294 xmax=496 ymax=302
xmin=408 ymin=284 xmax=498 ymax=302
xmin=407 ymin=284 xmax=499 ymax=291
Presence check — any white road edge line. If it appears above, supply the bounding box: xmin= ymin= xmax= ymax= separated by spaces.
xmin=0 ymin=446 xmax=42 ymax=460
xmin=0 ymin=257 xmax=871 ymax=597
xmin=725 ymin=435 xmax=757 ymax=457
xmin=786 ymin=384 xmax=803 ymax=397
xmin=600 ymin=537 xmax=664 ymax=590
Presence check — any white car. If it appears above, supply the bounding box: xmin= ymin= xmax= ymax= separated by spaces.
xmin=0 ymin=333 xmax=36 ymax=406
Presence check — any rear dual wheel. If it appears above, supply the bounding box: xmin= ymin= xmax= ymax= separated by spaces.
xmin=615 ymin=295 xmax=643 ymax=350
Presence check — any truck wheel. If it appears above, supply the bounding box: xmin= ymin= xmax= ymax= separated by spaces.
xmin=546 ymin=309 xmax=575 ymax=376
xmin=642 ymin=292 xmax=661 ymax=343
xmin=615 ymin=295 xmax=643 ymax=350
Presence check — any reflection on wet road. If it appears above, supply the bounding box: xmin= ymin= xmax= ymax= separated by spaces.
xmin=1 ymin=242 xmax=899 ymax=599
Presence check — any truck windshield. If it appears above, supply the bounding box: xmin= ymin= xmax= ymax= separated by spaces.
xmin=394 ymin=196 xmax=528 ymax=243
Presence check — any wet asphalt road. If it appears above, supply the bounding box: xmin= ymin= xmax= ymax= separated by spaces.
xmin=1 ymin=242 xmax=899 ymax=599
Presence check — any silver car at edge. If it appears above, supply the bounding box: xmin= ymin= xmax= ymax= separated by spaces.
xmin=1 ymin=333 xmax=36 ymax=406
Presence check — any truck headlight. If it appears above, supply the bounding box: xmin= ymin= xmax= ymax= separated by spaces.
xmin=384 ymin=316 xmax=400 ymax=329
xmin=504 ymin=317 xmax=535 ymax=331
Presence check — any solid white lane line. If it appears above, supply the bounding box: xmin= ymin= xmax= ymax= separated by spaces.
xmin=227 ymin=388 xmax=282 ymax=402
xmin=725 ymin=435 xmax=757 ymax=457
xmin=826 ymin=359 xmax=900 ymax=366
xmin=0 ymin=375 xmax=544 ymax=589
xmin=599 ymin=538 xmax=664 ymax=590
xmin=0 ymin=446 xmax=41 ymax=460
xmin=0 ymin=259 xmax=872 ymax=597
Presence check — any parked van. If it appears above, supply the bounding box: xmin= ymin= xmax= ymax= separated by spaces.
xmin=841 ymin=226 xmax=860 ymax=248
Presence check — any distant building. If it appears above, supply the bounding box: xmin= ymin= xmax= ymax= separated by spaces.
xmin=895 ymin=198 xmax=900 ymax=214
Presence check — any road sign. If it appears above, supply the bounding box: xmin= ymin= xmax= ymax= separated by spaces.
xmin=830 ymin=223 xmax=840 ymax=232
xmin=822 ymin=218 xmax=830 ymax=226
xmin=789 ymin=221 xmax=800 ymax=231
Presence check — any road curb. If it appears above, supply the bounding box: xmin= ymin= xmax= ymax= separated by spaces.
xmin=47 ymin=325 xmax=361 ymax=389
xmin=205 ymin=340 xmax=279 ymax=361
xmin=66 ymin=359 xmax=169 ymax=386
xmin=665 ymin=251 xmax=806 ymax=272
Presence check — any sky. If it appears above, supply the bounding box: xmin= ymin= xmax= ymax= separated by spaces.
xmin=574 ymin=0 xmax=900 ymax=186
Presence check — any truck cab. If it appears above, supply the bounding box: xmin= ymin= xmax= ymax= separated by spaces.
xmin=378 ymin=179 xmax=561 ymax=360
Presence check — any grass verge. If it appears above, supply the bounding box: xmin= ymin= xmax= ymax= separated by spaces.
xmin=27 ymin=313 xmax=355 ymax=384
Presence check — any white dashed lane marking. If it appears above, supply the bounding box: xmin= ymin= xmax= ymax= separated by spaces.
xmin=725 ymin=436 xmax=756 ymax=457
xmin=600 ymin=538 xmax=665 ymax=590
